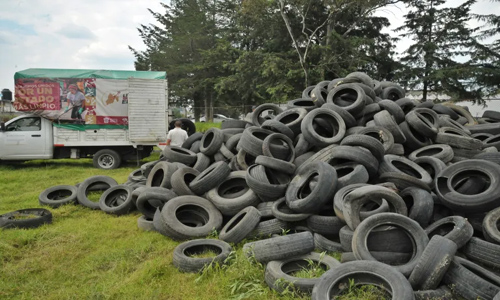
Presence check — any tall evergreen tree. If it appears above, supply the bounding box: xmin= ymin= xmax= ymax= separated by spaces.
xmin=397 ymin=0 xmax=498 ymax=102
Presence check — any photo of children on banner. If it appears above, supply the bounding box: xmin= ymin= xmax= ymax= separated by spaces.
xmin=66 ymin=84 xmax=85 ymax=120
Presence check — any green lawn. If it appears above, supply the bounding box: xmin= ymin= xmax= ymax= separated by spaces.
xmin=0 ymin=152 xmax=387 ymax=300
xmin=0 ymin=154 xmax=307 ymax=300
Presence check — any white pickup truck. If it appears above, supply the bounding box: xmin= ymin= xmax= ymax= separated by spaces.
xmin=0 ymin=68 xmax=169 ymax=169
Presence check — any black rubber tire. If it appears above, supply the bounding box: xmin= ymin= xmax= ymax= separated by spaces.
xmin=189 ymin=161 xmax=231 ymax=195
xmin=262 ymin=133 xmax=295 ymax=162
xmin=442 ymin=257 xmax=500 ymax=300
xmin=400 ymin=187 xmax=434 ymax=228
xmin=247 ymin=218 xmax=288 ymax=239
xmin=434 ymin=131 xmax=483 ymax=151
xmin=286 ymin=98 xmax=317 ymax=111
xmin=219 ymin=206 xmax=261 ymax=243
xmin=162 ymin=146 xmax=197 ymax=165
xmin=99 ymin=185 xmax=136 ymax=215
xmin=300 ymin=108 xmax=346 ymax=148
xmin=438 ymin=116 xmax=472 ymax=135
xmin=255 ymin=155 xmax=296 ymax=175
xmin=317 ymin=145 xmax=379 ymax=179
xmin=192 ymin=153 xmax=211 ymax=172
xmin=245 ymin=164 xmax=289 ymax=201
xmin=473 ymin=152 xmax=500 ymax=165
xmin=408 ymin=235 xmax=457 ymax=290
xmin=442 ymin=102 xmax=476 ymax=126
xmin=340 ymin=251 xmax=412 ymax=265
xmin=261 ymin=119 xmax=295 ymax=140
xmin=307 ymin=214 xmax=344 ymax=238
xmin=381 ymin=85 xmax=405 ymax=101
xmin=379 ymin=154 xmax=433 ymax=186
xmin=169 ymin=118 xmax=196 ymax=136
xmin=399 ymin=121 xmax=432 ymax=151
xmin=356 ymin=126 xmax=395 ymax=153
xmin=433 ymin=104 xmax=459 ymax=120
xmin=77 ymin=175 xmax=118 ymax=210
xmin=483 ymin=207 xmax=500 ymax=244
xmin=265 ymin=252 xmax=340 ymax=295
xmin=326 ymin=83 xmax=367 ymax=116
xmin=425 ymin=216 xmax=474 ymax=249
xmin=293 ymin=133 xmax=312 ymax=157
xmin=435 ymin=159 xmax=500 ymax=213
xmin=160 ymin=195 xmax=223 ymax=241
xmin=412 ymin=157 xmax=446 ymax=181
xmin=173 ymin=239 xmax=232 ymax=273
xmin=339 ymin=224 xmax=413 ymax=253
xmin=205 ymin=171 xmax=259 ymax=216
xmin=395 ymin=97 xmax=416 ymax=114
xmin=408 ymin=144 xmax=454 ymax=163
xmin=311 ymin=260 xmax=414 ymax=300
xmin=189 ymin=140 xmax=201 ymax=153
xmin=251 ymin=103 xmax=283 ymax=126
xmin=182 ymin=132 xmax=203 ymax=149
xmin=0 ymin=208 xmax=53 ymax=229
xmin=340 ymin=134 xmax=385 ymax=161
xmin=463 ymin=237 xmax=500 ymax=269
xmin=414 ymin=286 xmax=453 ymax=300
xmin=313 ymin=233 xmax=343 ymax=252
xmin=272 ymin=197 xmax=312 ymax=222
xmin=146 ymin=161 xmax=179 ymax=189
xmin=136 ymin=187 xmax=178 ymax=219
xmin=243 ymin=231 xmax=314 ymax=263
xmin=39 ymin=185 xmax=78 ymax=208
xmin=345 ymin=72 xmax=373 ymax=87
xmin=380 ymin=172 xmax=431 ymax=192
xmin=343 ymin=185 xmax=407 ymax=230
xmin=199 ymin=128 xmax=225 ymax=156
xmin=334 ymin=183 xmax=388 ymax=223
xmin=405 ymin=109 xmax=439 ymax=137
xmin=274 ymin=108 xmax=308 ymax=136
xmin=140 ymin=160 xmax=161 ymax=178
xmin=286 ymin=161 xmax=337 ymax=214
xmin=321 ymin=103 xmax=357 ymax=128
xmin=128 ymin=169 xmax=146 ymax=183
xmin=378 ymin=99 xmax=405 ymax=123
xmin=373 ymin=110 xmax=406 ymax=143
xmin=170 ymin=167 xmax=199 ymax=196
xmin=334 ymin=163 xmax=369 ymax=191
xmin=352 ymin=213 xmax=429 ymax=276
xmin=238 ymin=126 xmax=280 ymax=158
xmin=221 ymin=119 xmax=248 ymax=129
xmin=137 ymin=215 xmax=155 ymax=231
xmin=93 ymin=149 xmax=121 ymax=170
xmin=152 ymin=207 xmax=169 ymax=236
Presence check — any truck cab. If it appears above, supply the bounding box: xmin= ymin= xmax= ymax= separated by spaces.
xmin=0 ymin=115 xmax=53 ymax=160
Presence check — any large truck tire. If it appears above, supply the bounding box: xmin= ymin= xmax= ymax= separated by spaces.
xmin=169 ymin=118 xmax=196 ymax=136
xmin=93 ymin=149 xmax=122 ymax=169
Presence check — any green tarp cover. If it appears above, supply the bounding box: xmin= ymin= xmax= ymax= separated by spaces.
xmin=15 ymin=68 xmax=166 ymax=80
xmin=53 ymin=123 xmax=127 ymax=131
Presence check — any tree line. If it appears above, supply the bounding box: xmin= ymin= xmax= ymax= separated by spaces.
xmin=130 ymin=0 xmax=500 ymax=121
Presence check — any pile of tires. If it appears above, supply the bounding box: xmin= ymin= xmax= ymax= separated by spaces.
xmin=36 ymin=72 xmax=500 ymax=300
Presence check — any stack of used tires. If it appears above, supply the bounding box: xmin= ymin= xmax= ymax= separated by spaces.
xmin=34 ymin=71 xmax=500 ymax=300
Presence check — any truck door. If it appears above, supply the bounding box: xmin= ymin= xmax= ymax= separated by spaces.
xmin=0 ymin=116 xmax=49 ymax=159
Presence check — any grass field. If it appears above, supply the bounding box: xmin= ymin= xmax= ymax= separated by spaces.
xmin=0 ymin=151 xmax=385 ymax=300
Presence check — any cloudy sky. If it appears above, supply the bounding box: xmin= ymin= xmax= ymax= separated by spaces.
xmin=0 ymin=0 xmax=165 ymax=93
xmin=0 ymin=0 xmax=498 ymax=101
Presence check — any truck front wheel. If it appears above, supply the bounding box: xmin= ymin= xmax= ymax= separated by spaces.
xmin=93 ymin=149 xmax=122 ymax=170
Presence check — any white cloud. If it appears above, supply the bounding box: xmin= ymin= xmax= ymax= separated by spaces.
xmin=0 ymin=0 xmax=166 ymax=92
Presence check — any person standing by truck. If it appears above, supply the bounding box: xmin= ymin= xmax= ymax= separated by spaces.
xmin=166 ymin=120 xmax=188 ymax=147
xmin=66 ymin=84 xmax=85 ymax=120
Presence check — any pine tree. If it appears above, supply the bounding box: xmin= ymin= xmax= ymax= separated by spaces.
xmin=396 ymin=0 xmax=498 ymax=102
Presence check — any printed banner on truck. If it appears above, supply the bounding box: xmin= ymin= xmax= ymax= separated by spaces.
xmin=14 ymin=78 xmax=129 ymax=125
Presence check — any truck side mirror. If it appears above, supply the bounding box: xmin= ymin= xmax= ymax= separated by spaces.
xmin=0 ymin=122 xmax=5 ymax=132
